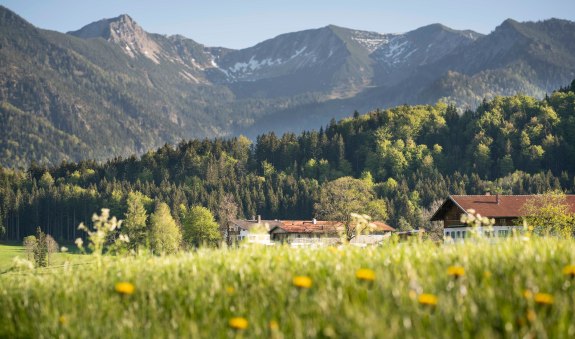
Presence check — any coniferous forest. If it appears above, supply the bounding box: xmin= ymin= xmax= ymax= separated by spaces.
xmin=1 ymin=81 xmax=575 ymax=242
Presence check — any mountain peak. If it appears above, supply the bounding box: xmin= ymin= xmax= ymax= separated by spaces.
xmin=69 ymin=14 xmax=162 ymax=63
xmin=497 ymin=18 xmax=522 ymax=32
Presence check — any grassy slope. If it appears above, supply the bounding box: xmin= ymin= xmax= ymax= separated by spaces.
xmin=1 ymin=238 xmax=575 ymax=338
xmin=0 ymin=243 xmax=89 ymax=272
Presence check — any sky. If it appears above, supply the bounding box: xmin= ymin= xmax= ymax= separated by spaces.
xmin=2 ymin=0 xmax=574 ymax=49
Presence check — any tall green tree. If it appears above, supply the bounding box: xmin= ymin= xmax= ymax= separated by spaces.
xmin=181 ymin=205 xmax=221 ymax=248
xmin=314 ymin=176 xmax=387 ymax=242
xmin=521 ymin=191 xmax=575 ymax=238
xmin=149 ymin=202 xmax=182 ymax=255
xmin=33 ymin=227 xmax=48 ymax=268
xmin=123 ymin=191 xmax=150 ymax=252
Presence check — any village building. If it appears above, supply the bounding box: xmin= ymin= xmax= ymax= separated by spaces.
xmin=430 ymin=193 xmax=575 ymax=240
xmin=229 ymin=216 xmax=395 ymax=247
xmin=228 ymin=215 xmax=278 ymax=245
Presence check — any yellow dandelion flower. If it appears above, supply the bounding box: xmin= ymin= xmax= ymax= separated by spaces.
xmin=229 ymin=317 xmax=249 ymax=330
xmin=447 ymin=266 xmax=465 ymax=278
xmin=269 ymin=320 xmax=279 ymax=331
xmin=355 ymin=268 xmax=376 ymax=282
xmin=483 ymin=271 xmax=492 ymax=279
xmin=523 ymin=290 xmax=533 ymax=299
xmin=226 ymin=287 xmax=235 ymax=295
xmin=115 ymin=282 xmax=135 ymax=295
xmin=58 ymin=315 xmax=67 ymax=325
xmin=534 ymin=293 xmax=554 ymax=305
xmin=293 ymin=276 xmax=313 ymax=289
xmin=418 ymin=293 xmax=438 ymax=306
xmin=563 ymin=265 xmax=575 ymax=278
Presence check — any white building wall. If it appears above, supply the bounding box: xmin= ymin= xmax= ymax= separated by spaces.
xmin=444 ymin=225 xmax=522 ymax=242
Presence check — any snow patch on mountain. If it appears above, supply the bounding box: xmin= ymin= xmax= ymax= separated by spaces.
xmin=350 ymin=32 xmax=390 ymax=53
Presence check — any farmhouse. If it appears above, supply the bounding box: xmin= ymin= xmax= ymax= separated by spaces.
xmin=230 ymin=216 xmax=395 ymax=246
xmin=229 ymin=215 xmax=278 ymax=245
xmin=430 ymin=193 xmax=575 ymax=240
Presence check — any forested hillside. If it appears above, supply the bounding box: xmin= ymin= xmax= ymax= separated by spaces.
xmin=2 ymin=5 xmax=575 ymax=168
xmin=1 ymin=81 xmax=575 ymax=241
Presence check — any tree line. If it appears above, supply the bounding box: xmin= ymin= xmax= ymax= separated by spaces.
xmin=1 ymin=80 xmax=575 ymax=242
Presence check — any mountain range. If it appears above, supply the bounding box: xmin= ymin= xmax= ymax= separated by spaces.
xmin=1 ymin=6 xmax=574 ymax=168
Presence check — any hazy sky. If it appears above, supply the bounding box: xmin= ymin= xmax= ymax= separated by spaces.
xmin=2 ymin=0 xmax=574 ymax=49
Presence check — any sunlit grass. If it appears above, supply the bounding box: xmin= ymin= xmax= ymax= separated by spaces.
xmin=1 ymin=238 xmax=575 ymax=338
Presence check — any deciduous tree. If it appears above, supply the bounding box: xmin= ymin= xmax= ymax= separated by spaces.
xmin=181 ymin=206 xmax=221 ymax=248
xmin=521 ymin=191 xmax=575 ymax=238
xmin=149 ymin=202 xmax=181 ymax=255
xmin=314 ymin=176 xmax=387 ymax=242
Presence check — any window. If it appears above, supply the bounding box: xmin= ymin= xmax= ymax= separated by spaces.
xmin=462 ymin=231 xmax=466 ymax=238
xmin=456 ymin=231 xmax=461 ymax=238
xmin=498 ymin=230 xmax=509 ymax=237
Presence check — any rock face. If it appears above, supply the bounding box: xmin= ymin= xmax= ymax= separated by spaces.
xmin=69 ymin=14 xmax=163 ymax=63
xmin=2 ymin=4 xmax=575 ymax=167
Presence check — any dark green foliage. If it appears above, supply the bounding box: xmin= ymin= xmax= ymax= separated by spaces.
xmin=33 ymin=227 xmax=48 ymax=267
xmin=0 ymin=85 xmax=575 ymax=240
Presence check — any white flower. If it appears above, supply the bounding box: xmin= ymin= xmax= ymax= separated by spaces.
xmin=75 ymin=238 xmax=83 ymax=248
xmin=119 ymin=234 xmax=130 ymax=243
xmin=60 ymin=246 xmax=68 ymax=252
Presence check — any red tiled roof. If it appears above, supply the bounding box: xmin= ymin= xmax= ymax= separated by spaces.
xmin=233 ymin=218 xmax=395 ymax=234
xmin=372 ymin=221 xmax=396 ymax=232
xmin=230 ymin=219 xmax=283 ymax=231
xmin=431 ymin=194 xmax=575 ymax=220
xmin=271 ymin=220 xmax=395 ymax=234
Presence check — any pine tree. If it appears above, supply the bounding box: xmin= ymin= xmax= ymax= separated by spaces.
xmin=33 ymin=227 xmax=48 ymax=267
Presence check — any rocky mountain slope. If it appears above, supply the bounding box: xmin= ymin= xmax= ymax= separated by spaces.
xmin=1 ymin=5 xmax=574 ymax=167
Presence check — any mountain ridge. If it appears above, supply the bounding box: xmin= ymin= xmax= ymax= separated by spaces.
xmin=0 ymin=5 xmax=574 ymax=168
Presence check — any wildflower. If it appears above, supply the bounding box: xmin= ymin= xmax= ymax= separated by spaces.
xmin=118 ymin=234 xmax=130 ymax=243
xmin=226 ymin=287 xmax=235 ymax=295
xmin=534 ymin=293 xmax=554 ymax=305
xmin=483 ymin=271 xmax=492 ymax=279
xmin=229 ymin=317 xmax=249 ymax=330
xmin=293 ymin=276 xmax=313 ymax=289
xmin=269 ymin=320 xmax=279 ymax=330
xmin=60 ymin=246 xmax=68 ymax=252
xmin=563 ymin=265 xmax=575 ymax=278
xmin=417 ymin=293 xmax=438 ymax=306
xmin=523 ymin=289 xmax=533 ymax=299
xmin=447 ymin=266 xmax=465 ymax=278
xmin=115 ymin=282 xmax=135 ymax=295
xmin=75 ymin=238 xmax=83 ymax=249
xmin=58 ymin=315 xmax=67 ymax=325
xmin=355 ymin=268 xmax=376 ymax=282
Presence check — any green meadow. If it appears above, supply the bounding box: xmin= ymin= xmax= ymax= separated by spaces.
xmin=1 ymin=238 xmax=575 ymax=338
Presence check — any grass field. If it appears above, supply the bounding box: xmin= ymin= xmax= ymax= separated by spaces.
xmin=0 ymin=243 xmax=87 ymax=272
xmin=1 ymin=238 xmax=575 ymax=338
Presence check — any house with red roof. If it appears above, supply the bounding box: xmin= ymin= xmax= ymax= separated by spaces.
xmin=269 ymin=219 xmax=395 ymax=247
xmin=430 ymin=193 xmax=575 ymax=240
xmin=229 ymin=215 xmax=395 ymax=246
